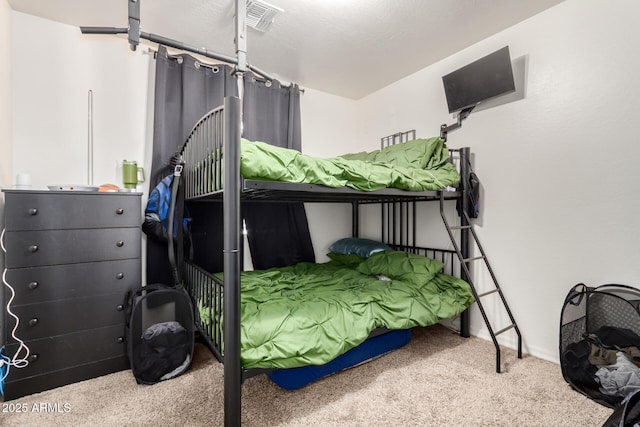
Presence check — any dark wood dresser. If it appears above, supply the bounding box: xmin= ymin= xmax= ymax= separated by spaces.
xmin=1 ymin=190 xmax=142 ymax=400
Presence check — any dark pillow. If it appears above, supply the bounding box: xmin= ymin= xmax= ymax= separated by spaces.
xmin=326 ymin=252 xmax=366 ymax=268
xmin=328 ymin=237 xmax=391 ymax=259
xmin=356 ymin=250 xmax=444 ymax=285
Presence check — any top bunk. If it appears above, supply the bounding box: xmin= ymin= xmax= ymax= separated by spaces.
xmin=178 ymin=101 xmax=470 ymax=205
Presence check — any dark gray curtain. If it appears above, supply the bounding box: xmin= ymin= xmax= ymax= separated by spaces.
xmin=242 ymin=75 xmax=302 ymax=150
xmin=147 ymin=46 xmax=237 ymax=283
xmin=241 ymin=75 xmax=314 ymax=270
xmin=150 ymin=46 xmax=238 ymax=187
xmin=147 ymin=46 xmax=314 ymax=283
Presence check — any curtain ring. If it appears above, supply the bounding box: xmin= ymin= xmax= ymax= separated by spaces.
xmin=194 ymin=61 xmax=200 ymax=69
xmin=212 ymin=66 xmax=219 ymax=73
xmin=265 ymin=81 xmax=272 ymax=88
xmin=176 ymin=57 xmax=183 ymax=65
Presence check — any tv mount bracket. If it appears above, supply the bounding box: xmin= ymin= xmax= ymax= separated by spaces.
xmin=440 ymin=106 xmax=475 ymax=142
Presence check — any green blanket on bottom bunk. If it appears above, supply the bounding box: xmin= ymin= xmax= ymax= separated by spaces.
xmin=239 ymin=136 xmax=459 ymax=191
xmin=197 ymin=250 xmax=475 ymax=369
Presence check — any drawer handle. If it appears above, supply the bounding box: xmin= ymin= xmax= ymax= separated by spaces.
xmin=28 ymin=208 xmax=38 ymax=216
xmin=116 ymin=208 xmax=124 ymax=215
xmin=28 ymin=318 xmax=39 ymax=327
xmin=28 ymin=245 xmax=39 ymax=253
xmin=28 ymin=281 xmax=39 ymax=290
xmin=28 ymin=354 xmax=39 ymax=363
xmin=116 ymin=304 xmax=124 ymax=311
xmin=117 ymin=336 xmax=125 ymax=344
xmin=116 ymin=272 xmax=124 ymax=280
xmin=116 ymin=240 xmax=124 ymax=247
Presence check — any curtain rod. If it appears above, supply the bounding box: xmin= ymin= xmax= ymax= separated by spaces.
xmin=79 ymin=25 xmax=277 ymax=83
xmin=79 ymin=0 xmax=276 ymax=82
xmin=80 ymin=1 xmax=304 ymax=95
xmin=142 ymin=47 xmax=304 ymax=93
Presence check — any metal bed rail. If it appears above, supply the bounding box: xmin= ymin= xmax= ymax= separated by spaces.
xmin=390 ymin=244 xmax=460 ymax=278
xmin=179 ymin=109 xmax=459 ymax=204
xmin=184 ymin=261 xmax=224 ymax=362
xmin=181 ymin=105 xmax=225 ymax=200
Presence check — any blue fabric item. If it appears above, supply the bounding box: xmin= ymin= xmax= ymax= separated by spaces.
xmin=144 ymin=175 xmax=191 ymax=240
xmin=0 ymin=347 xmax=9 ymax=398
xmin=267 ymin=329 xmax=411 ymax=390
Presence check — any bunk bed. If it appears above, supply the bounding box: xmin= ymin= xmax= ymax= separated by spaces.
xmin=79 ymin=2 xmax=487 ymax=425
xmin=172 ymin=98 xmax=476 ymax=425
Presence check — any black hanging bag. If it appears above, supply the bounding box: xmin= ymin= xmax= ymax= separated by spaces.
xmin=560 ymin=283 xmax=640 ymax=410
xmin=126 ymin=162 xmax=195 ymax=385
xmin=455 ymin=155 xmax=480 ymax=219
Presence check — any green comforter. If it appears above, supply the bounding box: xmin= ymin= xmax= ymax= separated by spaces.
xmin=199 ymin=260 xmax=474 ymax=369
xmin=240 ymin=137 xmax=459 ymax=191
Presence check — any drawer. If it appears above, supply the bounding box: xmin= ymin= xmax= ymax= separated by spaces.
xmin=3 ymin=191 xmax=141 ymax=231
xmin=5 ymin=292 xmax=129 ymax=340
xmin=4 ymin=228 xmax=140 ymax=268
xmin=4 ymin=259 xmax=140 ymax=305
xmin=2 ymin=356 xmax=129 ymax=401
xmin=4 ymin=323 xmax=127 ymax=381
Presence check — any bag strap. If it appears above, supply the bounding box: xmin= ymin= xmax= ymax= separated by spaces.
xmin=175 ymin=167 xmax=186 ymax=281
xmin=167 ymin=162 xmax=184 ymax=286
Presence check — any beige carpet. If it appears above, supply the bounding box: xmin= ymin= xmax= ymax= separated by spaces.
xmin=2 ymin=325 xmax=612 ymax=426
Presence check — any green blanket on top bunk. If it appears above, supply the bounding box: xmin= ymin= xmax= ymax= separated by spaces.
xmin=197 ymin=251 xmax=475 ymax=369
xmin=240 ymin=136 xmax=459 ymax=191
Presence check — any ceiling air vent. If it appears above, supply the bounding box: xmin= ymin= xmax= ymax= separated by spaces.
xmin=245 ymin=0 xmax=283 ymax=32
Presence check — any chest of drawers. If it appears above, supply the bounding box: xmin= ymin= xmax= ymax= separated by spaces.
xmin=1 ymin=190 xmax=142 ymax=400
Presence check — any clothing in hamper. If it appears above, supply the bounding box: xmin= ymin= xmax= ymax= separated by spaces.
xmin=126 ymin=284 xmax=195 ymax=385
xmin=133 ymin=321 xmax=190 ymax=384
xmin=196 ymin=256 xmax=475 ymax=369
xmin=560 ymin=283 xmax=640 ymax=408
xmin=596 ymin=352 xmax=640 ymax=399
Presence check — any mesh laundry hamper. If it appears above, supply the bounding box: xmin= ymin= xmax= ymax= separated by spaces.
xmin=125 ymin=284 xmax=194 ymax=385
xmin=560 ymin=283 xmax=640 ymax=409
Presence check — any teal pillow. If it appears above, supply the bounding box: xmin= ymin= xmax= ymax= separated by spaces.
xmin=326 ymin=252 xmax=366 ymax=268
xmin=328 ymin=237 xmax=392 ymax=259
xmin=356 ymin=250 xmax=444 ymax=285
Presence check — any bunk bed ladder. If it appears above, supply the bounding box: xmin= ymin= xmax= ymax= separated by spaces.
xmin=440 ymin=193 xmax=522 ymax=373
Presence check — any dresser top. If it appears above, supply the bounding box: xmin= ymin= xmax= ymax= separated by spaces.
xmin=2 ymin=189 xmax=142 ymax=196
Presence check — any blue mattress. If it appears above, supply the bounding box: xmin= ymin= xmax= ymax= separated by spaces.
xmin=267 ymin=329 xmax=412 ymax=390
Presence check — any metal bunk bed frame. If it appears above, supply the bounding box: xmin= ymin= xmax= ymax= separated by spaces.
xmin=176 ymin=101 xmax=473 ymax=426
xmin=78 ymin=2 xmax=511 ymax=426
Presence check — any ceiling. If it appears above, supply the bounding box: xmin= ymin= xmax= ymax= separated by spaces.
xmin=8 ymin=0 xmax=564 ymax=99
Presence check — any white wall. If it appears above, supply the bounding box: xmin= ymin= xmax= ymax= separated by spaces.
xmin=356 ymin=0 xmax=640 ymax=362
xmin=10 ymin=12 xmax=152 ymax=191
xmin=8 ymin=0 xmax=640 ymax=364
xmin=300 ymin=88 xmax=359 ymax=261
xmin=0 ymin=0 xmax=10 ymax=189
xmin=0 ymin=0 xmax=10 ymax=334
xmin=9 ymin=12 xmax=156 ymax=284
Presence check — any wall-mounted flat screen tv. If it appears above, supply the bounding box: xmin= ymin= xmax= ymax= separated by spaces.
xmin=442 ymin=46 xmax=516 ymax=114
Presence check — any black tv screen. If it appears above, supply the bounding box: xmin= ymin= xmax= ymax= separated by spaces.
xmin=442 ymin=46 xmax=516 ymax=114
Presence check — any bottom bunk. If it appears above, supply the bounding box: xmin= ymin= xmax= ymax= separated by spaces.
xmin=184 ymin=241 xmax=475 ymax=387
